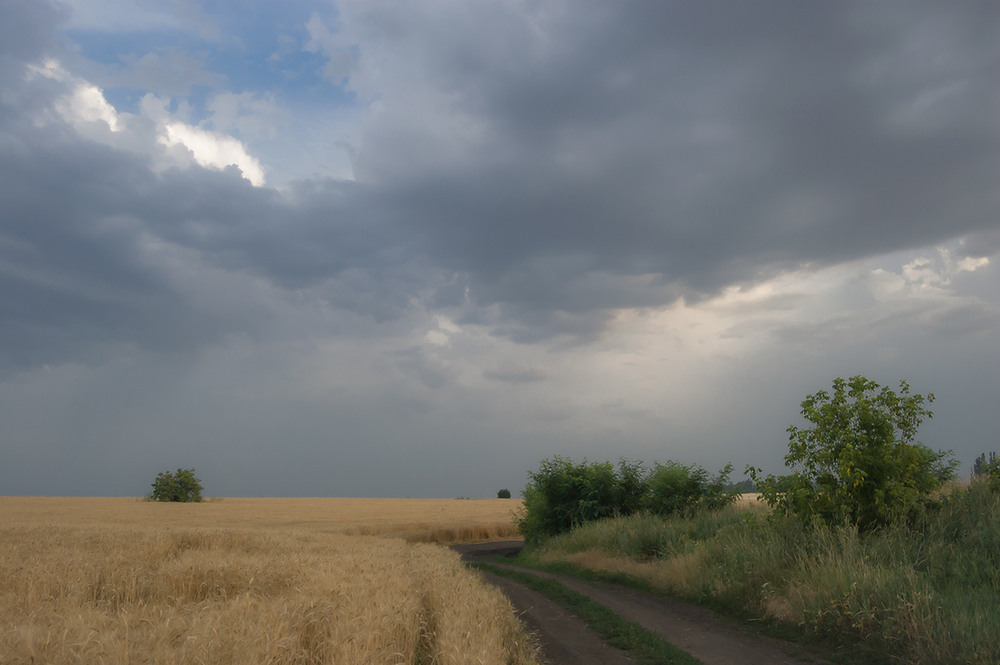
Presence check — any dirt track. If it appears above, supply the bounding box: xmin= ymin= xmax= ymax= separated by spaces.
xmin=453 ymin=541 xmax=830 ymax=665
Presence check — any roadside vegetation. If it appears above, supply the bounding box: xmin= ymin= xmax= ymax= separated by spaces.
xmin=516 ymin=456 xmax=738 ymax=545
xmin=516 ymin=377 xmax=1000 ymax=665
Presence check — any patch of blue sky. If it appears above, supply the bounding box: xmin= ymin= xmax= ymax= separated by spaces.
xmin=61 ymin=24 xmax=199 ymax=63
xmin=60 ymin=1 xmax=355 ymax=117
xmin=196 ymin=0 xmax=329 ymax=35
xmin=211 ymin=47 xmax=356 ymax=106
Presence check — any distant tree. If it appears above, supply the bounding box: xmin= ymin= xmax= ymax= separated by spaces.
xmin=972 ymin=452 xmax=997 ymax=478
xmin=497 ymin=488 xmax=512 ymax=499
xmin=748 ymin=376 xmax=957 ymax=530
xmin=725 ymin=478 xmax=757 ymax=493
xmin=150 ymin=468 xmax=204 ymax=502
xmin=971 ymin=452 xmax=1000 ymax=492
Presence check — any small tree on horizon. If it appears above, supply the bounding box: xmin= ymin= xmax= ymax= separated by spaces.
xmin=497 ymin=488 xmax=511 ymax=499
xmin=150 ymin=468 xmax=204 ymax=502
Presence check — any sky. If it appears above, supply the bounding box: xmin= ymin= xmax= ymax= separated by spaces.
xmin=1 ymin=0 xmax=998 ymax=498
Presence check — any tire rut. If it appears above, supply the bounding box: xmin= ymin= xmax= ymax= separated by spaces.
xmin=477 ymin=568 xmax=637 ymax=665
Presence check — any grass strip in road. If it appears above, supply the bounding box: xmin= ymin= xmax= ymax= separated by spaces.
xmin=505 ymin=551 xmax=660 ymax=594
xmin=472 ymin=562 xmax=701 ymax=665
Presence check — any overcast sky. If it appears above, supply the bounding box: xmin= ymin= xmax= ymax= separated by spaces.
xmin=1 ymin=0 xmax=998 ymax=498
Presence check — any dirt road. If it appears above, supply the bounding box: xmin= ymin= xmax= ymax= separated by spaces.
xmin=453 ymin=541 xmax=829 ymax=665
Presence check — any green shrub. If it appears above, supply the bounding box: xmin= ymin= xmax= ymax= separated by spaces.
xmin=748 ymin=376 xmax=957 ymax=530
xmin=497 ymin=488 xmax=512 ymax=499
xmin=517 ymin=457 xmax=622 ymax=544
xmin=150 ymin=468 xmax=204 ymax=502
xmin=644 ymin=461 xmax=738 ymax=517
xmin=517 ymin=456 xmax=736 ymax=544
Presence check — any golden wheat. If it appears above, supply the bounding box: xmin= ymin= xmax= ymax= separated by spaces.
xmin=0 ymin=496 xmax=523 ymax=543
xmin=0 ymin=497 xmax=535 ymax=665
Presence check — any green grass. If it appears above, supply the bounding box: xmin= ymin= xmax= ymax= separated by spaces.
xmin=532 ymin=482 xmax=1000 ymax=665
xmin=539 ymin=504 xmax=752 ymax=560
xmin=501 ymin=550 xmax=661 ymax=594
xmin=473 ymin=563 xmax=701 ymax=665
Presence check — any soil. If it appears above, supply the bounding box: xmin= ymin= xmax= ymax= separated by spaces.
xmin=453 ymin=540 xmax=831 ymax=665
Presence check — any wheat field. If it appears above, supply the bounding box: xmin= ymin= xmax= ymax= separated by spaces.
xmin=0 ymin=497 xmax=536 ymax=665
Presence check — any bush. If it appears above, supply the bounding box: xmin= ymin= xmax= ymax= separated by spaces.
xmin=497 ymin=488 xmax=511 ymax=499
xmin=748 ymin=376 xmax=957 ymax=530
xmin=517 ymin=456 xmax=736 ymax=544
xmin=644 ymin=461 xmax=738 ymax=517
xmin=517 ymin=457 xmax=620 ymax=544
xmin=150 ymin=468 xmax=204 ymax=502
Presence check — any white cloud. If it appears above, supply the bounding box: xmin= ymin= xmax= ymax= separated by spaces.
xmin=29 ymin=59 xmax=121 ymax=132
xmin=61 ymin=82 xmax=121 ymax=131
xmin=424 ymin=330 xmax=450 ymax=347
xmin=159 ymin=121 xmax=267 ymax=186
xmin=423 ymin=316 xmax=461 ymax=347
xmin=24 ymin=61 xmax=268 ymax=186
xmin=897 ymin=247 xmax=990 ymax=293
xmin=957 ymin=256 xmax=989 ymax=272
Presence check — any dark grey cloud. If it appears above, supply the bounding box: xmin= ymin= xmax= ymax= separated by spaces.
xmin=0 ymin=0 xmax=64 ymax=62
xmin=0 ymin=114 xmax=278 ymax=369
xmin=385 ymin=346 xmax=453 ymax=391
xmin=341 ymin=0 xmax=1000 ymax=337
xmin=482 ymin=365 xmax=547 ymax=385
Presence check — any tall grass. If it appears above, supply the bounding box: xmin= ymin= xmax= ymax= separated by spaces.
xmin=0 ymin=498 xmax=537 ymax=665
xmin=538 ymin=484 xmax=1000 ymax=665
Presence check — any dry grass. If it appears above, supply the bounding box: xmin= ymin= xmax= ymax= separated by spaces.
xmin=0 ymin=497 xmax=536 ymax=665
xmin=538 ymin=548 xmax=709 ymax=596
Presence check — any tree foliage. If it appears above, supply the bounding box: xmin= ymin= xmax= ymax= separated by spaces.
xmin=150 ymin=468 xmax=204 ymax=502
xmin=971 ymin=452 xmax=1000 ymax=493
xmin=517 ymin=456 xmax=737 ymax=544
xmin=748 ymin=376 xmax=957 ymax=530
xmin=497 ymin=488 xmax=512 ymax=499
xmin=645 ymin=461 xmax=737 ymax=516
